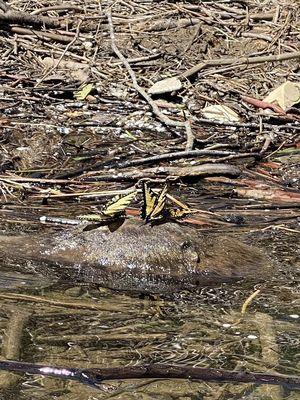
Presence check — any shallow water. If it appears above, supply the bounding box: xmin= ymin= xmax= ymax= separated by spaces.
xmin=0 ymin=225 xmax=299 ymax=400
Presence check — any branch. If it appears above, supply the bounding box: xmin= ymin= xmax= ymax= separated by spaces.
xmin=181 ymin=51 xmax=300 ymax=80
xmin=0 ymin=1 xmax=62 ymax=28
xmin=0 ymin=360 xmax=299 ymax=390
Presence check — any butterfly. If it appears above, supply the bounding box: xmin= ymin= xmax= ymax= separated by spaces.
xmin=168 ymin=208 xmax=193 ymax=219
xmin=79 ymin=190 xmax=137 ymax=223
xmin=141 ymin=182 xmax=168 ymax=223
xmin=141 ymin=182 xmax=192 ymax=223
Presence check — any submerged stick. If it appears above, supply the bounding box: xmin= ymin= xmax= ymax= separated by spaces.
xmin=0 ymin=308 xmax=31 ymax=390
xmin=0 ymin=360 xmax=299 ymax=390
xmin=253 ymin=313 xmax=283 ymax=400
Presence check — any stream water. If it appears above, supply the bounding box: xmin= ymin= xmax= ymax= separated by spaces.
xmin=0 ymin=224 xmax=299 ymax=400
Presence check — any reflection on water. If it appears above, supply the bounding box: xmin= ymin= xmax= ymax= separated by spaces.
xmin=0 ymin=228 xmax=299 ymax=400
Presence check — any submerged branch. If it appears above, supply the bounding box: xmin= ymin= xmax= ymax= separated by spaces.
xmin=0 ymin=360 xmax=299 ymax=390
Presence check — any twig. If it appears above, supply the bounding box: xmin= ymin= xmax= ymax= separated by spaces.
xmin=40 ymin=216 xmax=81 ymax=225
xmin=54 ymin=149 xmax=257 ymax=180
xmin=115 ymin=150 xmax=259 ymax=169
xmin=232 ymin=289 xmax=261 ymax=327
xmin=31 ymin=5 xmax=84 ymax=15
xmin=242 ymin=96 xmax=286 ymax=115
xmin=10 ymin=26 xmax=74 ymax=43
xmin=194 ymin=117 xmax=300 ymax=131
xmin=241 ymin=289 xmax=261 ymax=316
xmin=184 ymin=120 xmax=194 ymax=151
xmin=0 ymin=175 xmax=82 ymax=184
xmin=180 ymin=51 xmax=300 ymax=80
xmin=0 ymin=293 xmax=130 ymax=312
xmin=106 ymin=10 xmax=194 ymax=150
xmin=33 ymin=188 xmax=136 ymax=199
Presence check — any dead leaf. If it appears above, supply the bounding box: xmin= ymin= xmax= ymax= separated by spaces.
xmin=40 ymin=57 xmax=90 ymax=83
xmin=202 ymin=105 xmax=240 ymax=122
xmin=263 ymin=81 xmax=300 ymax=111
xmin=148 ymin=77 xmax=182 ymax=95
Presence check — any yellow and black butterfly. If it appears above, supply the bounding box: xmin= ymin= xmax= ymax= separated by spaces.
xmin=168 ymin=208 xmax=192 ymax=220
xmin=141 ymin=182 xmax=192 ymax=223
xmin=141 ymin=182 xmax=168 ymax=223
xmin=79 ymin=190 xmax=137 ymax=224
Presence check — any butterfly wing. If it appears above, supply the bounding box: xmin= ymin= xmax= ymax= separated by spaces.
xmin=169 ymin=208 xmax=192 ymax=219
xmin=102 ymin=191 xmax=137 ymax=217
xmin=78 ymin=214 xmax=106 ymax=221
xmin=148 ymin=184 xmax=168 ymax=221
xmin=141 ymin=182 xmax=158 ymax=220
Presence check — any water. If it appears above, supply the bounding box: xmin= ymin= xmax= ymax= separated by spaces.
xmin=0 ymin=226 xmax=299 ymax=400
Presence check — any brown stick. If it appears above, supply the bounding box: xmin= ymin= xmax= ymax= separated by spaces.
xmin=180 ymin=51 xmax=300 ymax=80
xmin=0 ymin=293 xmax=131 ymax=312
xmin=116 ymin=149 xmax=259 ymax=169
xmin=0 ymin=360 xmax=299 ymax=389
xmin=242 ymin=96 xmax=286 ymax=115
xmin=0 ymin=4 xmax=62 ymax=28
xmin=31 ymin=5 xmax=83 ymax=15
xmin=88 ymin=364 xmax=300 ymax=388
xmin=10 ymin=26 xmax=73 ymax=43
xmin=83 ymin=163 xmax=241 ymax=181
